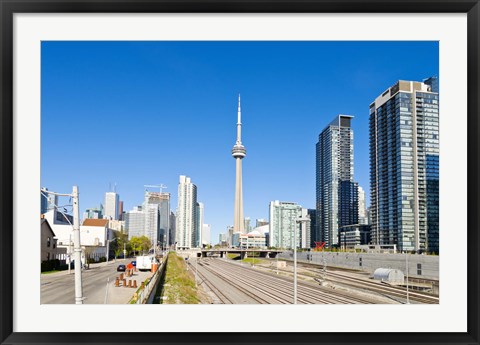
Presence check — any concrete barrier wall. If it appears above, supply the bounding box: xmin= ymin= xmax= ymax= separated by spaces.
xmin=278 ymin=251 xmax=439 ymax=280
xmin=145 ymin=256 xmax=168 ymax=304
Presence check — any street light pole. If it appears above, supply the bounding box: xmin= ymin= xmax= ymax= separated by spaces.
xmin=294 ymin=216 xmax=310 ymax=304
xmin=293 ymin=218 xmax=297 ymax=304
xmin=406 ymin=251 xmax=410 ymax=304
xmin=195 ymin=254 xmax=198 ymax=287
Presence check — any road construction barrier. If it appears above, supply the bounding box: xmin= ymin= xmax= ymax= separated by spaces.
xmin=130 ymin=254 xmax=168 ymax=304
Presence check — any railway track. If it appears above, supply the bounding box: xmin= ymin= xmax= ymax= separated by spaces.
xmin=195 ymin=258 xmax=384 ymax=304
xmin=271 ymin=261 xmax=439 ymax=304
xmin=193 ymin=265 xmax=233 ymax=304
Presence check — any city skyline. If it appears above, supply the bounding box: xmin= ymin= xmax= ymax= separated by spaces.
xmin=41 ymin=41 xmax=439 ymax=243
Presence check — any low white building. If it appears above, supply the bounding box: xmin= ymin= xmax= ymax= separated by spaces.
xmin=239 ymin=225 xmax=269 ymax=249
xmin=47 ymin=214 xmax=118 ymax=264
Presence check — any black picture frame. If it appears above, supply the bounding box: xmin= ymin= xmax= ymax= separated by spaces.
xmin=1 ymin=1 xmax=479 ymax=344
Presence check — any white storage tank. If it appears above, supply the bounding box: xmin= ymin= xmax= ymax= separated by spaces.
xmin=373 ymin=268 xmax=405 ymax=284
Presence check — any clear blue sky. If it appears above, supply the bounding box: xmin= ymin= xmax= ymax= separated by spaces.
xmin=41 ymin=41 xmax=438 ymax=243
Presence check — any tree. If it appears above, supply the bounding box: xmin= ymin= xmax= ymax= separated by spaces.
xmin=129 ymin=236 xmax=151 ymax=255
xmin=111 ymin=232 xmax=130 ymax=259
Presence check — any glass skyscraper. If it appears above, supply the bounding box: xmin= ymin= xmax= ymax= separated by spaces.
xmin=316 ymin=115 xmax=358 ymax=247
xmin=369 ymin=79 xmax=439 ymax=253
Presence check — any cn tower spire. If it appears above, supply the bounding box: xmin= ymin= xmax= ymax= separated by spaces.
xmin=232 ymin=94 xmax=246 ymax=234
xmin=236 ymin=94 xmax=242 ymax=145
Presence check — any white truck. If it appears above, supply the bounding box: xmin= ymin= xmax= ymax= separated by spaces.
xmin=135 ymin=255 xmax=157 ymax=271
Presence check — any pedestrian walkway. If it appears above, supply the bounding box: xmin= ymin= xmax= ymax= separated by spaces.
xmin=105 ymin=269 xmax=153 ymax=304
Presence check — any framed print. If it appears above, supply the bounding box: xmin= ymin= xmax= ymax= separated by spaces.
xmin=1 ymin=1 xmax=479 ymax=344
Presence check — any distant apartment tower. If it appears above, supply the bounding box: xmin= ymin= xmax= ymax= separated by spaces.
xmin=369 ymin=79 xmax=439 ymax=253
xmin=255 ymin=219 xmax=269 ymax=228
xmin=244 ymin=217 xmax=252 ymax=234
xmin=83 ymin=207 xmax=103 ymax=220
xmin=269 ymin=201 xmax=310 ymax=249
xmin=307 ymin=209 xmax=317 ymax=247
xmin=316 ymin=115 xmax=358 ymax=247
xmin=41 ymin=188 xmax=58 ymax=214
xmin=104 ymin=192 xmax=119 ymax=220
xmin=41 ymin=188 xmax=48 ymax=214
xmin=195 ymin=202 xmax=204 ymax=248
xmin=176 ymin=175 xmax=198 ymax=250
xmin=169 ymin=211 xmax=176 ymax=247
xmin=219 ymin=232 xmax=228 ymax=246
xmin=202 ymin=224 xmax=211 ymax=247
xmin=358 ymin=186 xmax=368 ymax=225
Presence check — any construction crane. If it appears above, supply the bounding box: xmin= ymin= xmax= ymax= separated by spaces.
xmin=144 ymin=184 xmax=167 ymax=193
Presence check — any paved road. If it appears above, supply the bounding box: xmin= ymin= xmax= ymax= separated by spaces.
xmin=41 ymin=259 xmax=138 ymax=304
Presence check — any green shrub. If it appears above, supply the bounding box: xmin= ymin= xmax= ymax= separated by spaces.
xmin=41 ymin=259 xmax=61 ymax=272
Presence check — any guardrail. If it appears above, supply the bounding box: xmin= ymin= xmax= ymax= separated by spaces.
xmin=129 ymin=255 xmax=168 ymax=304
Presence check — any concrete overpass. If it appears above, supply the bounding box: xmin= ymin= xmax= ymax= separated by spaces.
xmin=200 ymin=248 xmax=284 ymax=259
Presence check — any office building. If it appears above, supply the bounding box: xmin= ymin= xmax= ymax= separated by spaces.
xmin=125 ymin=206 xmax=145 ymax=239
xmin=316 ymin=114 xmax=358 ymax=247
xmin=118 ymin=201 xmax=124 ymax=221
xmin=104 ymin=192 xmax=119 ymax=220
xmin=175 ymin=175 xmax=198 ymax=250
xmin=369 ymin=79 xmax=439 ymax=252
xmin=144 ymin=203 xmax=159 ymax=247
xmin=144 ymin=190 xmax=170 ymax=247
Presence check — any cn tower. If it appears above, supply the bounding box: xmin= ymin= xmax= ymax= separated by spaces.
xmin=232 ymin=94 xmax=246 ymax=234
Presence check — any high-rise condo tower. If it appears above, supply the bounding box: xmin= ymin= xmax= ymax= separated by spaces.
xmin=369 ymin=79 xmax=439 ymax=253
xmin=316 ymin=115 xmax=358 ymax=247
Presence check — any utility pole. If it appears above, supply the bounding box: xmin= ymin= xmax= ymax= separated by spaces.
xmin=68 ymin=234 xmax=72 ymax=275
xmin=72 ymin=186 xmax=84 ymax=304
xmin=41 ymin=187 xmax=84 ymax=304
